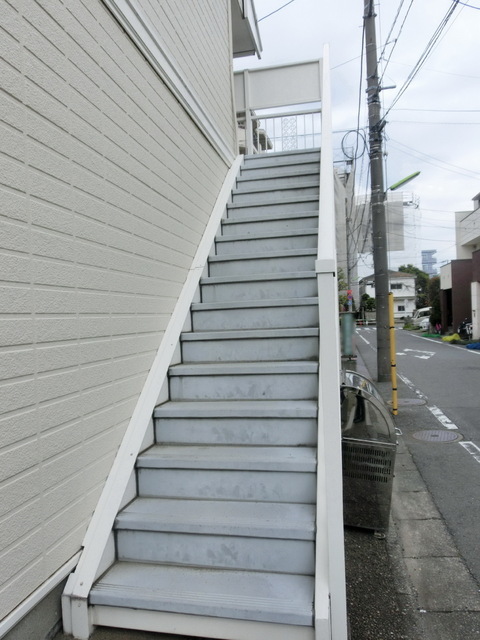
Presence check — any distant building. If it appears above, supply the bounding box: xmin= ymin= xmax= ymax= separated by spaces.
xmin=422 ymin=249 xmax=437 ymax=276
xmin=359 ymin=270 xmax=416 ymax=319
xmin=440 ymin=192 xmax=480 ymax=334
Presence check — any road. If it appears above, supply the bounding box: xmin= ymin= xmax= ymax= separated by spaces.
xmin=356 ymin=326 xmax=480 ymax=586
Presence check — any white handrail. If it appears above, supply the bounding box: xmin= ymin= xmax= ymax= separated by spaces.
xmin=315 ymin=45 xmax=348 ymax=640
xmin=62 ymin=156 xmax=243 ymax=639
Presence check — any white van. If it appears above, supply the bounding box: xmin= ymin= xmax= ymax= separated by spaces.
xmin=412 ymin=306 xmax=431 ymax=327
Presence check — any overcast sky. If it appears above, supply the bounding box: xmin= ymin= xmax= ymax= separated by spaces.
xmin=234 ymin=0 xmax=480 ymax=276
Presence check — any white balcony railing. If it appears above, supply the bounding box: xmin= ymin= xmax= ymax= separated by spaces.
xmin=234 ymin=60 xmax=322 ymax=154
xmin=237 ymin=107 xmax=321 ymax=154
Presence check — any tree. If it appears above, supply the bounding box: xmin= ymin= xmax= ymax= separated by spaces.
xmin=398 ymin=264 xmax=429 ymax=308
xmin=361 ymin=292 xmax=376 ymax=311
xmin=428 ymin=276 xmax=441 ymax=327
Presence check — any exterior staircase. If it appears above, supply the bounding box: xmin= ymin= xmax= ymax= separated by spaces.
xmin=86 ymin=149 xmax=330 ymax=639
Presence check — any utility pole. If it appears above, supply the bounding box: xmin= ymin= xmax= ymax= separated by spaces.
xmin=364 ymin=0 xmax=390 ymax=382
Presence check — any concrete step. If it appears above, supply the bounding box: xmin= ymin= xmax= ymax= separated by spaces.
xmin=231 ymin=182 xmax=319 ymax=205
xmin=180 ymin=327 xmax=318 ymax=362
xmin=241 ymin=160 xmax=320 ymax=180
xmin=136 ymin=446 xmax=317 ymax=502
xmin=154 ymin=400 xmax=318 ymax=446
xmin=243 ymin=148 xmax=320 ymax=170
xmin=191 ymin=297 xmax=319 ymax=331
xmin=208 ymin=249 xmax=317 ymax=277
xmin=235 ymin=167 xmax=319 ymax=190
xmin=117 ymin=498 xmax=315 ymax=539
xmin=168 ymin=361 xmax=318 ymax=401
xmin=199 ymin=272 xmax=317 ymax=303
xmin=115 ymin=498 xmax=315 ymax=574
xmin=226 ymin=195 xmax=318 ymax=219
xmin=215 ymin=229 xmax=318 ymax=254
xmin=221 ymin=210 xmax=318 ymax=236
xmin=90 ymin=562 xmax=315 ymax=627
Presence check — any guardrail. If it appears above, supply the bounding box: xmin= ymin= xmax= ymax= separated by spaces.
xmin=315 ymin=45 xmax=348 ymax=640
xmin=234 ymin=60 xmax=322 ymax=155
xmin=237 ymin=107 xmax=321 ymax=154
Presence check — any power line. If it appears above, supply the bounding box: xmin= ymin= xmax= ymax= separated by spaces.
xmin=332 ymin=55 xmax=363 ymax=70
xmin=383 ymin=1 xmax=461 ymax=118
xmin=258 ymin=0 xmax=296 ymax=21
xmin=387 ymin=137 xmax=480 ymax=179
xmin=387 ymin=59 xmax=480 ymax=80
xmin=393 ymin=108 xmax=480 ymax=113
xmin=455 ymin=0 xmax=480 ymax=8
xmin=379 ymin=0 xmax=416 ymax=83
xmin=390 ymin=120 xmax=480 ymax=125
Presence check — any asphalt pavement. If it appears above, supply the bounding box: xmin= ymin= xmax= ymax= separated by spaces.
xmin=54 ymin=327 xmax=480 ymax=640
xmin=349 ymin=327 xmax=480 ymax=639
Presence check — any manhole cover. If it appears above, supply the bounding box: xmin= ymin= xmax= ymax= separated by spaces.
xmin=412 ymin=430 xmax=462 ymax=443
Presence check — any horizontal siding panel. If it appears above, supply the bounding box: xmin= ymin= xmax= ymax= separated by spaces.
xmin=0 ymin=0 xmax=235 ymax=622
xmin=0 ymin=439 xmax=39 ymax=484
xmin=0 ymin=499 xmax=44 ymax=553
xmin=0 ymin=348 xmax=36 ymax=381
xmin=0 ymin=469 xmax=41 ymax=518
xmin=0 ymin=410 xmax=38 ymax=450
xmin=0 ymin=559 xmax=45 ymax=621
xmin=0 ymin=286 xmax=33 ymax=313
xmin=1 ymin=529 xmax=43 ymax=586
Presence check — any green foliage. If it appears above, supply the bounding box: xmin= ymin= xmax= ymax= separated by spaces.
xmin=337 ymin=268 xmax=348 ymax=291
xmin=398 ymin=264 xmax=429 ymax=308
xmin=361 ymin=292 xmax=376 ymax=311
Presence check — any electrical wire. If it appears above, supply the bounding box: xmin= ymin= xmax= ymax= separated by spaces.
xmin=379 ymin=0 xmax=415 ymax=83
xmin=258 ymin=0 xmax=296 ymax=21
xmin=383 ymin=1 xmax=461 ymax=118
xmin=455 ymin=0 xmax=480 ymax=7
xmin=390 ymin=120 xmax=480 ymax=125
xmin=386 ymin=59 xmax=480 ymax=80
xmin=393 ymin=108 xmax=480 ymax=112
xmin=387 ymin=137 xmax=480 ymax=178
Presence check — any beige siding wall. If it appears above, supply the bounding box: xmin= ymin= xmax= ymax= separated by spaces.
xmin=0 ymin=0 xmax=235 ymax=620
xmin=141 ymin=0 xmax=237 ymax=152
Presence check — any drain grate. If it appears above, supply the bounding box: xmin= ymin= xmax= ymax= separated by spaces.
xmin=412 ymin=429 xmax=462 ymax=443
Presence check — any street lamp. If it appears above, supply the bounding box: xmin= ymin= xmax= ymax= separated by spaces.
xmin=388 ymin=171 xmax=421 ymax=192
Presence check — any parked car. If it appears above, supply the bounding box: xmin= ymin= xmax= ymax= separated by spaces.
xmin=412 ymin=307 xmax=432 ymax=327
xmin=419 ymin=316 xmax=430 ymax=331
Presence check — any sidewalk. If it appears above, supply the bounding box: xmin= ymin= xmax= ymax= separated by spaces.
xmin=346 ymin=343 xmax=480 ymax=639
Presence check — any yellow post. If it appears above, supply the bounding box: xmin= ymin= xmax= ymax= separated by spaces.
xmin=388 ymin=292 xmax=398 ymax=415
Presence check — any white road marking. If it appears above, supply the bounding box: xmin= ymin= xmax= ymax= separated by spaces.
xmin=402 ymin=348 xmax=436 ymax=360
xmin=358 ymin=334 xmax=370 ymax=345
xmin=410 ymin=332 xmax=480 ymax=355
xmin=397 ymin=372 xmax=427 ymax=401
xmin=460 ymin=441 xmax=480 ymax=464
xmin=427 ymin=405 xmax=458 ymax=430
xmin=397 ymin=373 xmax=458 ymax=429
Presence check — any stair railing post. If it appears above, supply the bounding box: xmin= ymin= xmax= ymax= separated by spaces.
xmin=315 ymin=45 xmax=348 ymax=640
xmin=243 ymin=70 xmax=254 ymax=154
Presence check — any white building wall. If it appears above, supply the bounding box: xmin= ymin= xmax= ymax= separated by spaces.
xmin=0 ymin=0 xmax=235 ymax=622
xmin=472 ymin=282 xmax=480 ymax=340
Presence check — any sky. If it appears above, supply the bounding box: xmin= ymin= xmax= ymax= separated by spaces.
xmin=234 ymin=0 xmax=480 ymax=278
